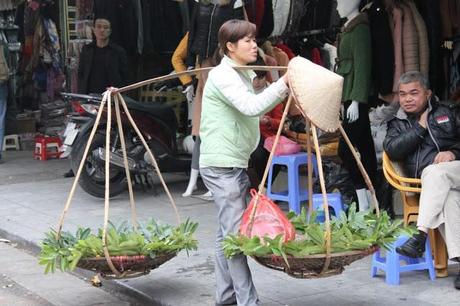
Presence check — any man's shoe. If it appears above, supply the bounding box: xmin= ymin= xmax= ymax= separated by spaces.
xmin=455 ymin=270 xmax=460 ymax=290
xmin=396 ymin=231 xmax=427 ymax=258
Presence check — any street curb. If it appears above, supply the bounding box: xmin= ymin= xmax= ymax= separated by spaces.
xmin=0 ymin=228 xmax=160 ymax=306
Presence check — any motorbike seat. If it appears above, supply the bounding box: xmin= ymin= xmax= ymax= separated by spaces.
xmin=122 ymin=96 xmax=178 ymax=133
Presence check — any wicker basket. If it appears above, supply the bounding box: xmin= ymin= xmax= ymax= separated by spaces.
xmin=77 ymin=253 xmax=176 ymax=279
xmin=253 ymin=246 xmax=378 ymax=279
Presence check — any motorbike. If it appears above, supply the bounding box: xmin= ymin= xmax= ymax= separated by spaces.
xmin=61 ymin=91 xmax=191 ymax=198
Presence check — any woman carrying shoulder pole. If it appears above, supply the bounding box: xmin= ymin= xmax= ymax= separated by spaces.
xmin=199 ymin=19 xmax=289 ymax=306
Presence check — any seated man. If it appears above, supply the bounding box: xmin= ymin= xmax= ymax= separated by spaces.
xmin=383 ymin=71 xmax=460 ymax=290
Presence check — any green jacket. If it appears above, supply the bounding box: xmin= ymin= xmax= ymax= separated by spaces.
xmin=336 ymin=13 xmax=372 ymax=103
xmin=199 ymin=56 xmax=289 ymax=168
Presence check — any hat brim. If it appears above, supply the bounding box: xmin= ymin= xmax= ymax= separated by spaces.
xmin=288 ymin=56 xmax=343 ymax=133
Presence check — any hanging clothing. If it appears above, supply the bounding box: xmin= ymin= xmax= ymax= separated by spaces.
xmin=188 ymin=0 xmax=244 ymax=62
xmin=150 ymin=0 xmax=184 ymax=54
xmin=274 ymin=43 xmax=295 ymax=59
xmin=336 ymin=13 xmax=372 ymax=104
xmin=93 ymin=0 xmax=140 ymax=56
xmin=257 ymin=0 xmax=273 ymax=39
xmin=270 ymin=0 xmax=290 ymax=37
xmin=439 ymin=0 xmax=460 ymax=39
xmin=414 ymin=0 xmax=442 ymax=94
xmin=407 ymin=0 xmax=429 ymax=77
xmin=400 ymin=2 xmax=420 ymax=73
xmin=336 ymin=13 xmax=376 ymax=188
xmin=172 ymin=32 xmax=193 ymax=86
xmin=311 ymin=48 xmax=323 ymax=66
xmin=366 ymin=0 xmax=394 ymax=96
xmin=76 ymin=0 xmax=93 ymax=19
xmin=282 ymin=0 xmax=305 ymax=36
xmin=388 ymin=4 xmax=404 ymax=99
xmin=244 ymin=0 xmax=265 ymax=32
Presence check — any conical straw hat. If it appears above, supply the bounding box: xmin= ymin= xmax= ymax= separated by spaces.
xmin=288 ymin=56 xmax=343 ymax=132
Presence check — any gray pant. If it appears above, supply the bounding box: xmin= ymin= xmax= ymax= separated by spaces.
xmin=200 ymin=167 xmax=259 ymax=306
xmin=418 ymin=161 xmax=460 ymax=259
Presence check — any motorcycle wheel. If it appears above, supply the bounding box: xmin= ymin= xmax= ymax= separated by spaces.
xmin=70 ymin=131 xmax=127 ymax=198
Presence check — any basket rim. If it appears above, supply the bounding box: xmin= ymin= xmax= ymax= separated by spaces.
xmin=253 ymin=245 xmax=378 ymax=260
xmin=80 ymin=252 xmax=176 ymax=262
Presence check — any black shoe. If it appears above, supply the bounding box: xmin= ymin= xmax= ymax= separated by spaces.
xmin=63 ymin=169 xmax=74 ymax=178
xmin=396 ymin=231 xmax=427 ymax=258
xmin=455 ymin=270 xmax=460 ymax=290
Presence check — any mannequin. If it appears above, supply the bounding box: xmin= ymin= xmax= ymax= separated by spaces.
xmin=336 ymin=0 xmax=377 ymax=211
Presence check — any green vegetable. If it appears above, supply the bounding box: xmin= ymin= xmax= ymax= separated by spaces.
xmin=39 ymin=218 xmax=199 ymax=274
xmin=222 ymin=204 xmax=417 ymax=263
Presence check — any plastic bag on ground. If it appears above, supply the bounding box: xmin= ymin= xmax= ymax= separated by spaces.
xmin=240 ymin=189 xmax=295 ymax=242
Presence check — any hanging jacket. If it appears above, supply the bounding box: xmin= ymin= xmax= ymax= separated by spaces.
xmin=366 ymin=0 xmax=394 ymax=95
xmin=172 ymin=32 xmax=193 ymax=86
xmin=245 ymin=0 xmax=265 ymax=33
xmin=400 ymin=2 xmax=420 ymax=73
xmin=282 ymin=0 xmax=305 ymax=36
xmin=257 ymin=0 xmax=274 ymax=39
xmin=270 ymin=0 xmax=290 ymax=37
xmin=414 ymin=0 xmax=442 ymax=94
xmin=187 ymin=0 xmax=244 ymax=63
xmin=407 ymin=0 xmax=429 ymax=77
xmin=336 ymin=13 xmax=372 ymax=103
xmin=384 ymin=99 xmax=460 ymax=178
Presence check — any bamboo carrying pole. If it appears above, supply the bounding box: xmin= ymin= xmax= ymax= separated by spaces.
xmin=311 ymin=124 xmax=332 ymax=273
xmin=54 ymin=66 xmax=290 ymax=278
xmin=114 ymin=95 xmax=138 ymax=229
xmin=246 ymin=94 xmax=294 ymax=236
xmin=338 ymin=125 xmax=380 ymax=216
xmin=56 ymin=92 xmax=108 ymax=238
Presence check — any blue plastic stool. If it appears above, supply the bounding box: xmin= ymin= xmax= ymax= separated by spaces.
xmin=371 ymin=234 xmax=436 ymax=285
xmin=310 ymin=192 xmax=344 ymax=222
xmin=266 ymin=153 xmax=318 ymax=214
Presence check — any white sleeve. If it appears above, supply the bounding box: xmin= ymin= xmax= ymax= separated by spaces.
xmin=211 ymin=67 xmax=289 ymax=117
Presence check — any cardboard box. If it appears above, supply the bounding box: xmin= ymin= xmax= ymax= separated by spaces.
xmin=16 ymin=118 xmax=36 ymax=134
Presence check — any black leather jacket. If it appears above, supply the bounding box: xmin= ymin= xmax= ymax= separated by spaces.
xmin=77 ymin=41 xmax=128 ymax=94
xmin=383 ymin=99 xmax=460 ymax=178
xmin=187 ymin=0 xmax=243 ymax=63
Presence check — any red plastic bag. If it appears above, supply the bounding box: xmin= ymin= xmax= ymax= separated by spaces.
xmin=240 ymin=190 xmax=295 ymax=242
xmin=264 ymin=135 xmax=301 ymax=156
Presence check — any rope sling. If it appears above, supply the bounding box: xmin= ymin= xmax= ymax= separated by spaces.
xmin=54 ymin=63 xmax=379 ymax=279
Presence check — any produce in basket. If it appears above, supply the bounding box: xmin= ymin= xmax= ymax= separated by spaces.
xmin=224 ymin=204 xmax=416 ymax=263
xmin=38 ymin=218 xmax=198 ymax=274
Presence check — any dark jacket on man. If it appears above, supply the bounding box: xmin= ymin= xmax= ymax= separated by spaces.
xmin=384 ymin=99 xmax=460 ymax=178
xmin=78 ymin=41 xmax=128 ymax=94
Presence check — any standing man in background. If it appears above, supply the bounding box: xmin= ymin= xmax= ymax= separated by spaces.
xmin=64 ymin=16 xmax=127 ymax=177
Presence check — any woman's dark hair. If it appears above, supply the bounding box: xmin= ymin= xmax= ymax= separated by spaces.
xmin=218 ymin=19 xmax=257 ymax=56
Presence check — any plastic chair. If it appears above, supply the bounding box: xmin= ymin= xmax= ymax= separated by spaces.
xmin=382 ymin=152 xmax=448 ymax=277
xmin=310 ymin=192 xmax=344 ymax=222
xmin=34 ymin=135 xmax=62 ymax=160
xmin=3 ymin=134 xmax=20 ymax=151
xmin=266 ymin=153 xmax=318 ymax=214
xmin=371 ymin=234 xmax=436 ymax=285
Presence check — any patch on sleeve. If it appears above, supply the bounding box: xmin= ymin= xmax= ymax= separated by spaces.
xmin=435 ymin=115 xmax=449 ymax=124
